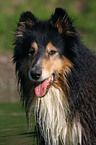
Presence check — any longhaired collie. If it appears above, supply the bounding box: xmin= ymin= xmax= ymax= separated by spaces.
xmin=13 ymin=8 xmax=96 ymax=145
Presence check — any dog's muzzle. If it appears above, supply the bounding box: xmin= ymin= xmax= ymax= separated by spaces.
xmin=28 ymin=70 xmax=55 ymax=97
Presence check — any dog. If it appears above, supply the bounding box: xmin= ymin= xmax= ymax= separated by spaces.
xmin=13 ymin=8 xmax=96 ymax=145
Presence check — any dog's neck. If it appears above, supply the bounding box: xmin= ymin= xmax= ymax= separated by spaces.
xmin=34 ymin=86 xmax=82 ymax=145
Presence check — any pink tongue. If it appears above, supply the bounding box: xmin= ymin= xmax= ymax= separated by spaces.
xmin=35 ymin=79 xmax=49 ymax=97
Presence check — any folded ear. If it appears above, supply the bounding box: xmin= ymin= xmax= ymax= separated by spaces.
xmin=51 ymin=8 xmax=76 ymax=36
xmin=16 ymin=12 xmax=36 ymax=38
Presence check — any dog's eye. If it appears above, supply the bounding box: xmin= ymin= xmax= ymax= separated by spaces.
xmin=29 ymin=47 xmax=35 ymax=55
xmin=49 ymin=50 xmax=57 ymax=55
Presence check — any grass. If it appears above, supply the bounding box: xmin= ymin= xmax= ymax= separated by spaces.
xmin=0 ymin=103 xmax=37 ymax=145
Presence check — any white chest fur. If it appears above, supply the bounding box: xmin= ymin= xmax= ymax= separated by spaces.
xmin=34 ymin=86 xmax=82 ymax=145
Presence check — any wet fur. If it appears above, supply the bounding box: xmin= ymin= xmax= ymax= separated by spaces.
xmin=13 ymin=8 xmax=96 ymax=145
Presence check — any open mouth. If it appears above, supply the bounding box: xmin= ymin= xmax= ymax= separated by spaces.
xmin=34 ymin=74 xmax=55 ymax=98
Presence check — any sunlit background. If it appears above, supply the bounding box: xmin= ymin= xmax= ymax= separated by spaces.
xmin=0 ymin=0 xmax=96 ymax=144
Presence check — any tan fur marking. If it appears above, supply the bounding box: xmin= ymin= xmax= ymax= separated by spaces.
xmin=31 ymin=42 xmax=38 ymax=53
xmin=42 ymin=54 xmax=72 ymax=80
xmin=55 ymin=18 xmax=63 ymax=34
xmin=16 ymin=19 xmax=34 ymax=38
xmin=26 ymin=19 xmax=34 ymax=28
xmin=46 ymin=42 xmax=58 ymax=57
xmin=28 ymin=42 xmax=38 ymax=66
xmin=61 ymin=56 xmax=72 ymax=73
xmin=42 ymin=56 xmax=63 ymax=79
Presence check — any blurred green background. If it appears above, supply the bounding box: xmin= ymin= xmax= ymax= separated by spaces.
xmin=0 ymin=0 xmax=96 ymax=144
xmin=0 ymin=0 xmax=96 ymax=53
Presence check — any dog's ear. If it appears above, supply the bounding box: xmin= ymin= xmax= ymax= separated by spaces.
xmin=16 ymin=12 xmax=36 ymax=38
xmin=51 ymin=8 xmax=76 ymax=36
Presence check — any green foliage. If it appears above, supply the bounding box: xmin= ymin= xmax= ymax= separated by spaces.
xmin=0 ymin=0 xmax=96 ymax=52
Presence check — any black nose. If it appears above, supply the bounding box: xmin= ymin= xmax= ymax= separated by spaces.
xmin=29 ymin=70 xmax=42 ymax=80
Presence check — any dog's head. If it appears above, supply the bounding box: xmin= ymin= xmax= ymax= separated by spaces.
xmin=14 ymin=8 xmax=77 ymax=98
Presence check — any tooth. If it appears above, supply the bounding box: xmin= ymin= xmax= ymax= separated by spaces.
xmin=52 ymin=75 xmax=53 ymax=81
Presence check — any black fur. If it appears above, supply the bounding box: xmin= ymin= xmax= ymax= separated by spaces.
xmin=13 ymin=8 xmax=96 ymax=145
